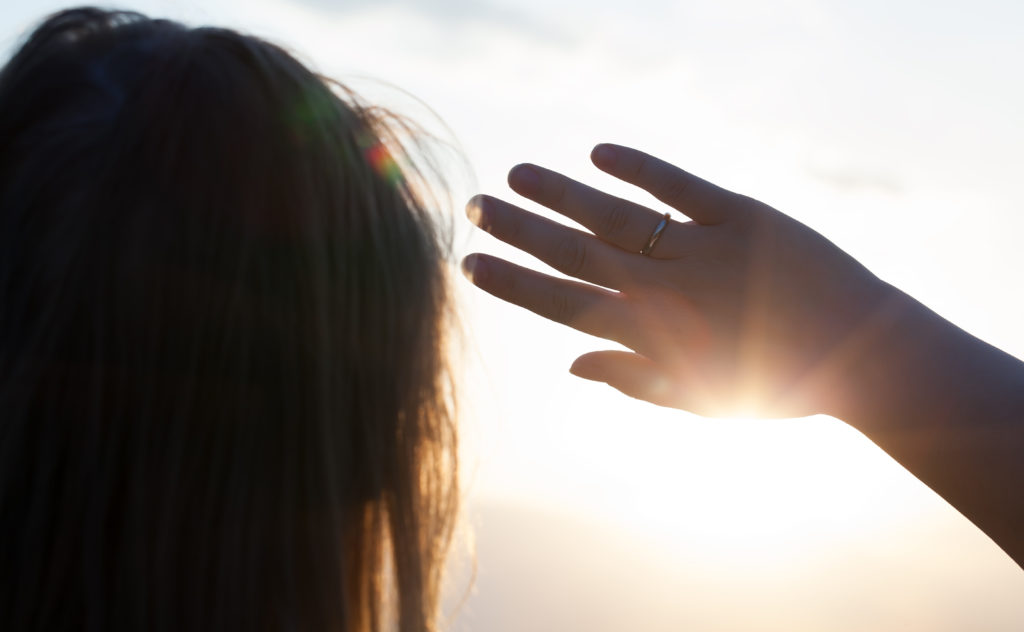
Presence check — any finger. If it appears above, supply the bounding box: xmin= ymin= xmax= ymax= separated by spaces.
xmin=591 ymin=144 xmax=742 ymax=226
xmin=506 ymin=162 xmax=700 ymax=258
xmin=569 ymin=350 xmax=685 ymax=409
xmin=466 ymin=194 xmax=652 ymax=289
xmin=462 ymin=254 xmax=638 ymax=348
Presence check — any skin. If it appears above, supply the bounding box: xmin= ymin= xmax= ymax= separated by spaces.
xmin=463 ymin=143 xmax=1024 ymax=569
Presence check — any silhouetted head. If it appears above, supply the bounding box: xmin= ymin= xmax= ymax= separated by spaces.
xmin=0 ymin=7 xmax=457 ymax=632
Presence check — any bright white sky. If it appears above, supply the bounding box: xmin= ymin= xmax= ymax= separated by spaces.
xmin=4 ymin=1 xmax=1024 ymax=629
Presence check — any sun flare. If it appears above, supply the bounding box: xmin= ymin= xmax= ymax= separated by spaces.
xmin=544 ymin=410 xmax=924 ymax=570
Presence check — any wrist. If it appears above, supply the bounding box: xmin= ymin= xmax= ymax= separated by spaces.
xmin=822 ymin=280 xmax=926 ymax=426
xmin=827 ymin=280 xmax=1024 ymax=433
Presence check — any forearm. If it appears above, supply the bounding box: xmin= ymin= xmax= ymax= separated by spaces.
xmin=834 ymin=284 xmax=1024 ymax=568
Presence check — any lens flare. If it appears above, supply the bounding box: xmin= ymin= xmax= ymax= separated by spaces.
xmin=362 ymin=137 xmax=404 ymax=187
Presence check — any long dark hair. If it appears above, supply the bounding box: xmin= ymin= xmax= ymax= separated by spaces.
xmin=0 ymin=7 xmax=457 ymax=632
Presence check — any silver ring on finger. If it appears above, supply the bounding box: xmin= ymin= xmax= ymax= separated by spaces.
xmin=639 ymin=212 xmax=671 ymax=256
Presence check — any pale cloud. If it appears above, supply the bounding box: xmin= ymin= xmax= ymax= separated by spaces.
xmin=807 ymin=165 xmax=904 ymax=195
xmin=285 ymin=0 xmax=571 ymax=44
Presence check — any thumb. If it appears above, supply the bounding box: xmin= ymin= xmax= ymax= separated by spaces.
xmin=570 ymin=350 xmax=683 ymax=409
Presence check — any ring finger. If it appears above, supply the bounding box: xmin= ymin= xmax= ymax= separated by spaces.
xmin=506 ymin=163 xmax=699 ymax=258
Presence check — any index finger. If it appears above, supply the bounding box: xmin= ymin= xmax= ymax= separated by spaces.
xmin=591 ymin=144 xmax=743 ymax=226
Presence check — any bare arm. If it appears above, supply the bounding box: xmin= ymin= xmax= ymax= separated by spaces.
xmin=462 ymin=143 xmax=1024 ymax=568
xmin=835 ymin=284 xmax=1024 ymax=566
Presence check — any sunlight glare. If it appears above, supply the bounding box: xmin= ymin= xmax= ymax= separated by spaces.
xmin=558 ymin=409 xmax=933 ymax=572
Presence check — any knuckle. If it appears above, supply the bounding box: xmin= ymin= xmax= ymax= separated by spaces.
xmin=547 ymin=290 xmax=578 ymax=325
xmin=658 ymin=175 xmax=692 ymax=205
xmin=501 ymin=211 xmax=523 ymax=243
xmin=631 ymin=153 xmax=650 ymax=180
xmin=734 ymin=193 xmax=757 ymax=207
xmin=554 ymin=235 xmax=589 ymax=277
xmin=548 ymin=177 xmax=567 ymax=205
xmin=599 ymin=201 xmax=631 ymax=240
xmin=727 ymin=193 xmax=757 ymax=216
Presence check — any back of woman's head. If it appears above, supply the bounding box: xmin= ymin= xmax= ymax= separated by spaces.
xmin=0 ymin=7 xmax=457 ymax=632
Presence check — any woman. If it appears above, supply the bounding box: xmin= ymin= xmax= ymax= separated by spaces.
xmin=0 ymin=7 xmax=457 ymax=632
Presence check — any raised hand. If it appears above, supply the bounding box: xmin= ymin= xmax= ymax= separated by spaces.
xmin=464 ymin=143 xmax=1024 ymax=568
xmin=463 ymin=143 xmax=893 ymax=418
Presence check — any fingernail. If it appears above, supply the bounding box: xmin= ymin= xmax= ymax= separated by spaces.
xmin=508 ymin=164 xmax=540 ymax=197
xmin=465 ymin=195 xmax=488 ymax=229
xmin=461 ymin=254 xmax=488 ymax=284
xmin=591 ymin=144 xmax=617 ymax=169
